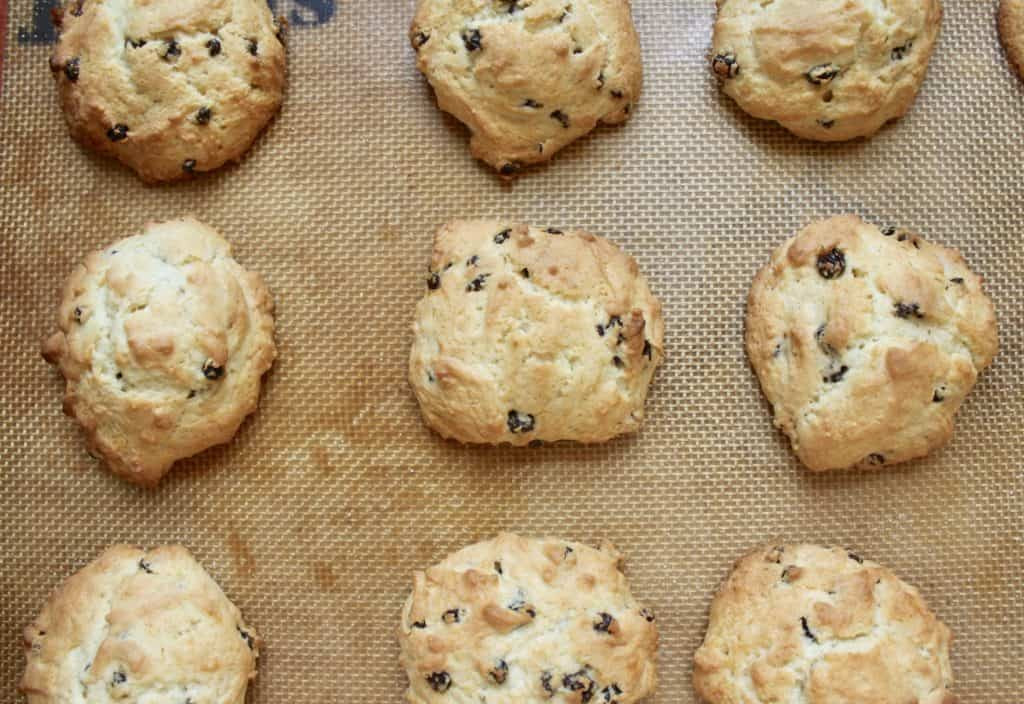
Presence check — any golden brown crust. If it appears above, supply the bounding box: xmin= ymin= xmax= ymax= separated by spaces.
xmin=999 ymin=0 xmax=1024 ymax=79
xmin=711 ymin=0 xmax=942 ymax=141
xmin=21 ymin=545 xmax=260 ymax=704
xmin=694 ymin=544 xmax=956 ymax=704
xmin=398 ymin=533 xmax=658 ymax=703
xmin=50 ymin=0 xmax=286 ymax=182
xmin=410 ymin=0 xmax=642 ymax=174
xmin=42 ymin=217 xmax=276 ymax=485
xmin=745 ymin=215 xmax=997 ymax=471
xmin=409 ymin=220 xmax=664 ymax=445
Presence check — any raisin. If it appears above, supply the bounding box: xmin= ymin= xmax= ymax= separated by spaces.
xmin=237 ymin=626 xmax=255 ymax=649
xmin=187 ymin=390 xmax=197 ymax=399
xmin=866 ymin=453 xmax=885 ymax=465
xmin=111 ymin=670 xmax=126 ymax=685
xmin=933 ymin=390 xmax=944 ymax=402
xmin=817 ymin=119 xmax=835 ymax=128
xmin=182 ymin=159 xmax=197 ymax=173
xmin=489 ymin=659 xmax=509 ymax=684
xmin=207 ymin=37 xmax=222 ymax=56
xmin=891 ymin=40 xmax=913 ymax=61
xmin=522 ymin=98 xmax=543 ymax=108
xmin=426 ymin=370 xmax=435 ymax=383
xmin=610 ymin=89 xmax=624 ymax=98
xmin=106 ymin=124 xmax=129 ymax=142
xmin=593 ymin=612 xmax=614 ymax=633
xmin=127 ymin=38 xmax=146 ymax=48
xmin=247 ymin=39 xmax=259 ymax=55
xmin=64 ymin=57 xmax=80 ymax=82
xmin=413 ymin=31 xmax=430 ymax=49
xmin=602 ymin=684 xmax=624 ymax=702
xmin=950 ymin=277 xmax=964 ymax=284
xmin=563 ymin=671 xmax=595 ymax=702
xmin=806 ymin=63 xmax=839 ymax=84
xmin=196 ymin=106 xmax=213 ymax=125
xmin=573 ymin=46 xmax=583 ymax=54
xmin=138 ymin=559 xmax=153 ymax=573
xmin=550 ymin=110 xmax=570 ymax=128
xmin=412 ymin=620 xmax=426 ymax=629
xmin=541 ymin=672 xmax=555 ymax=695
xmin=116 ymin=372 xmax=123 ymax=380
xmin=848 ymin=552 xmax=863 ymax=563
xmin=462 ymin=29 xmax=482 ymax=51
xmin=500 ymin=162 xmax=520 ymax=176
xmin=426 ymin=672 xmax=452 ymax=693
xmin=202 ymin=360 xmax=225 ymax=380
xmin=520 ymin=268 xmax=530 ymax=278
xmin=816 ymin=248 xmax=845 ymax=279
xmin=894 ymin=302 xmax=924 ymax=319
xmin=427 ymin=272 xmax=441 ymax=290
xmin=823 ymin=365 xmax=848 ymax=383
xmin=640 ymin=607 xmax=655 ymax=622
xmin=442 ymin=608 xmax=461 ymax=624
xmin=494 ymin=561 xmax=503 ymax=574
xmin=163 ymin=39 xmax=181 ymax=60
xmin=596 ymin=324 xmax=605 ymax=337
xmin=563 ymin=546 xmax=574 ymax=558
xmin=612 ymin=356 xmax=624 ymax=368
xmin=507 ymin=410 xmax=536 ymax=434
xmin=800 ymin=617 xmax=817 ymax=643
xmin=607 ymin=315 xmax=622 ymax=328
xmin=508 ymin=598 xmax=536 ymax=617
xmin=545 ymin=228 xmax=564 ymax=235
xmin=881 ymin=226 xmax=896 ymax=236
xmin=467 ymin=255 xmax=479 ymax=266
xmin=494 ymin=229 xmax=511 ymax=244
xmin=712 ymin=52 xmax=739 ymax=78
xmin=642 ymin=340 xmax=653 ymax=359
xmin=73 ymin=306 xmax=83 ymax=322
xmin=466 ymin=274 xmax=490 ymax=292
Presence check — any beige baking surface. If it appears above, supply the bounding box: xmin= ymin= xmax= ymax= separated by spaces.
xmin=1 ymin=1 xmax=1022 ymax=701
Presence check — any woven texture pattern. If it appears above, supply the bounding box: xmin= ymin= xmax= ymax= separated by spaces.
xmin=1 ymin=1 xmax=1022 ymax=701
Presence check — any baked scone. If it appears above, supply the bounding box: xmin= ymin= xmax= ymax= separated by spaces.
xmin=21 ymin=544 xmax=260 ymax=704
xmin=746 ymin=215 xmax=997 ymax=471
xmin=410 ymin=0 xmax=642 ymax=175
xmin=399 ymin=533 xmax=659 ymax=703
xmin=999 ymin=0 xmax=1024 ymax=79
xmin=710 ymin=0 xmax=942 ymax=141
xmin=694 ymin=544 xmax=956 ymax=704
xmin=409 ymin=220 xmax=663 ymax=445
xmin=50 ymin=0 xmax=286 ymax=182
xmin=42 ymin=217 xmax=276 ymax=485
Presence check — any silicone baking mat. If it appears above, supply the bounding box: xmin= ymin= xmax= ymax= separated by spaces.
xmin=1 ymin=0 xmax=1021 ymax=701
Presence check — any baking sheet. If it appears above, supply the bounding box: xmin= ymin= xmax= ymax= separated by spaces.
xmin=1 ymin=0 xmax=1022 ymax=701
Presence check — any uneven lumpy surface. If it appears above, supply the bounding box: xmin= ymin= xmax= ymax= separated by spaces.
xmin=694 ymin=544 xmax=957 ymax=704
xmin=51 ymin=0 xmax=285 ymax=181
xmin=411 ymin=0 xmax=642 ymax=172
xmin=21 ymin=545 xmax=259 ymax=704
xmin=43 ymin=218 xmax=276 ymax=484
xmin=745 ymin=215 xmax=996 ymax=471
xmin=711 ymin=0 xmax=942 ymax=141
xmin=409 ymin=220 xmax=663 ymax=445
xmin=399 ymin=533 xmax=658 ymax=704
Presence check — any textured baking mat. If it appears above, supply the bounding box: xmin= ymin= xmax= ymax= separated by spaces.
xmin=1 ymin=1 xmax=1022 ymax=701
